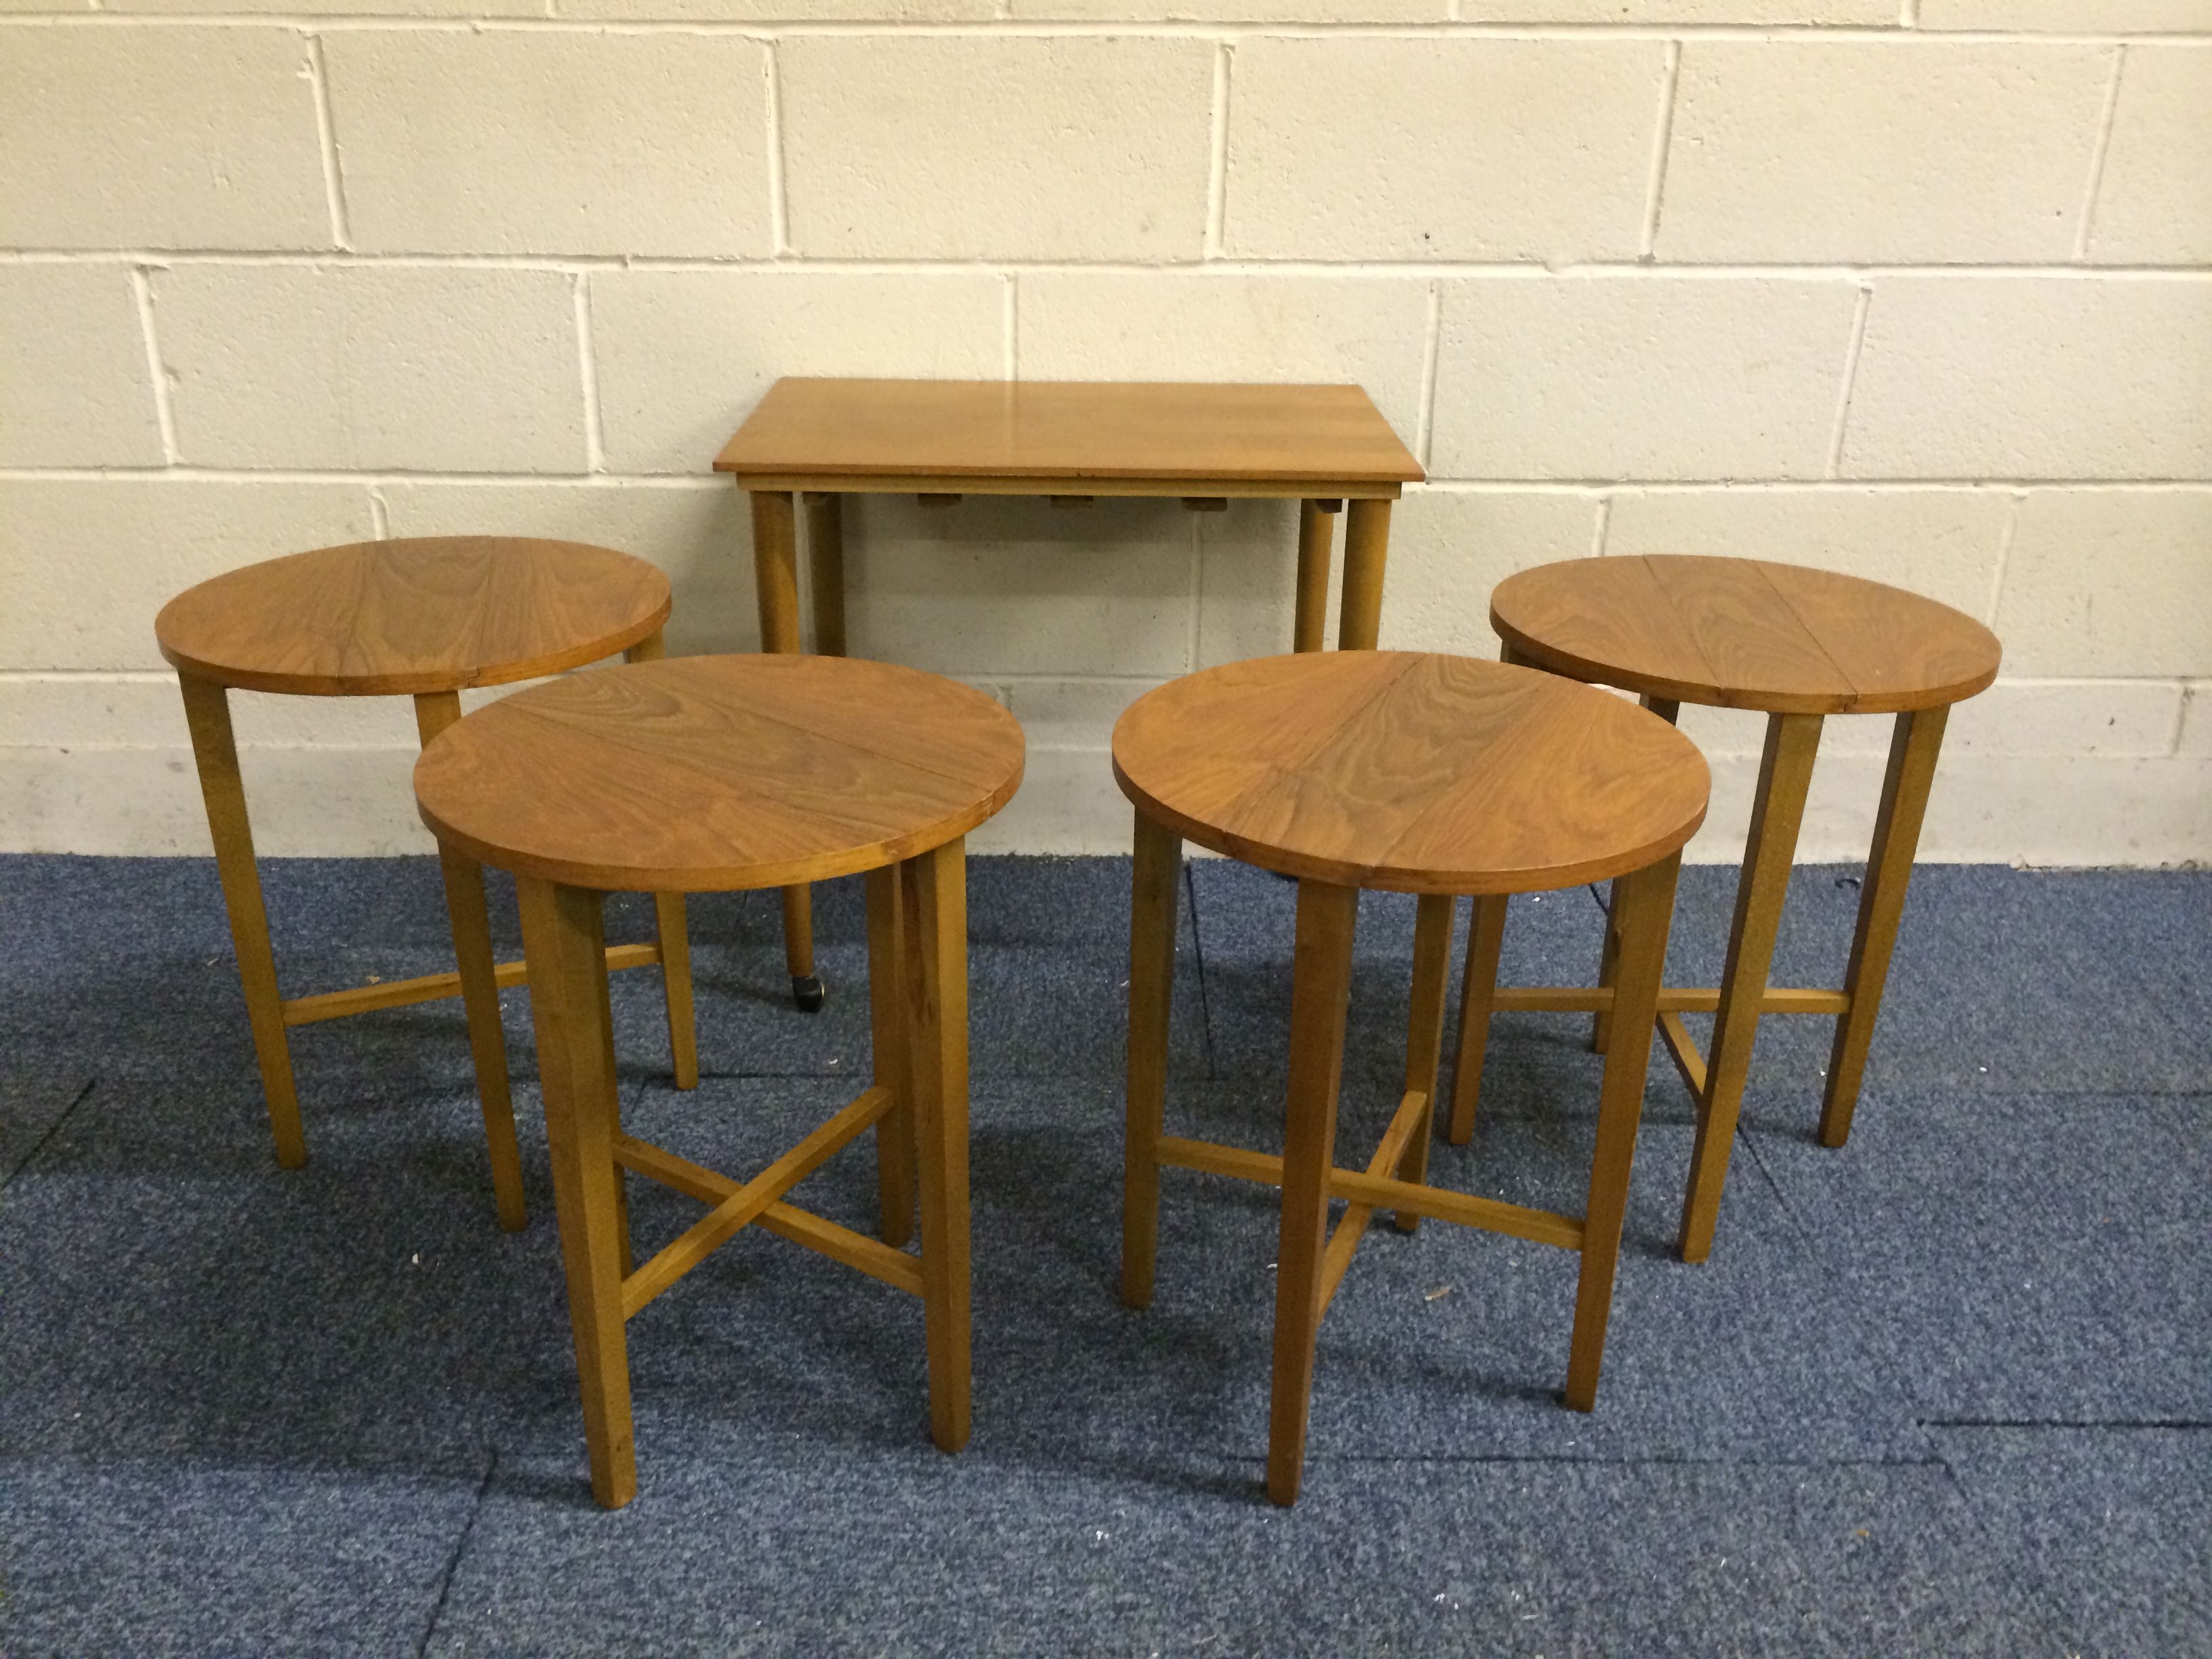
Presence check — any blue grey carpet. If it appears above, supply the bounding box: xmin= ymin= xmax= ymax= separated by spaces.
xmin=0 ymin=854 xmax=2204 ymax=1656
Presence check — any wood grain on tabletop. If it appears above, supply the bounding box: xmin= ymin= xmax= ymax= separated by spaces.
xmin=155 ymin=537 xmax=671 ymax=697
xmin=1111 ymin=651 xmax=1708 ymax=896
xmin=714 ymin=379 xmax=1425 ymax=486
xmin=415 ymin=654 xmax=1025 ymax=893
xmin=1490 ymin=554 xmax=2001 ymax=715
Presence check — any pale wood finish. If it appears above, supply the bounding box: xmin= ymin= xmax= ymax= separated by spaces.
xmin=415 ymin=689 xmax=527 ymax=1232
xmin=1490 ymin=555 xmax=2001 ymax=716
xmin=1822 ymin=705 xmax=1948 ymax=1149
xmin=445 ymin=657 xmax=1007 ymax=1504
xmin=157 ymin=537 xmax=669 ymax=698
xmin=1320 ymin=1086 xmax=1431 ymax=1304
xmin=1113 ymin=653 xmax=1708 ymax=896
xmin=1153 ymin=1136 xmax=1586 ymax=1252
xmin=178 ymin=675 xmax=303 ymax=1168
xmin=1292 ymin=498 xmax=1336 ymax=655
xmin=751 ymin=487 xmax=816 ymax=999
xmin=415 ymin=655 xmax=1025 ymax=893
xmin=1490 ymin=555 xmax=1987 ymax=1260
xmin=621 ymin=631 xmax=701 ymax=1091
xmin=716 ymin=380 xmax=1422 ymax=491
xmin=1120 ymin=811 xmax=1182 ymax=1310
xmin=905 ymin=838 xmax=974 ymax=1454
xmin=865 ymin=864 xmax=916 ymax=1249
xmin=1393 ymin=892 xmax=1454 ymax=1231
xmin=1679 ymin=712 xmax=1823 ymax=1264
xmin=516 ymin=875 xmax=636 ymax=1509
xmin=1446 ymin=893 xmax=1509 ymax=1145
xmin=1267 ymin=878 xmax=1360 ymax=1507
xmin=1565 ymin=853 xmax=1680 ymax=1412
xmin=1594 ymin=694 xmax=1681 ymax=1054
xmin=280 ymin=941 xmax=665 ymax=1027
xmin=1336 ymin=499 xmax=1391 ymax=651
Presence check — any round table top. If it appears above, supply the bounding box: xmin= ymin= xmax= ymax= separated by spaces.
xmin=1490 ymin=554 xmax=2001 ymax=716
xmin=1111 ymin=652 xmax=1708 ymax=895
xmin=155 ymin=537 xmax=672 ymax=697
xmin=415 ymin=653 xmax=1025 ymax=893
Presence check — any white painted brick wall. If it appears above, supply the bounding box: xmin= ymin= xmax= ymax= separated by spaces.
xmin=1 ymin=3 xmax=2208 ymax=867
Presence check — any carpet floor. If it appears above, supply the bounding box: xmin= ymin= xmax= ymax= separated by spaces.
xmin=1 ymin=854 xmax=2205 ymax=1657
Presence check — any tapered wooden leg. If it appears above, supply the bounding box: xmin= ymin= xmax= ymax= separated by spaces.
xmin=516 ymin=875 xmax=635 ymax=1509
xmin=1594 ymin=696 xmax=1681 ymax=1055
xmin=415 ymin=691 xmax=527 ymax=1231
xmin=1679 ymin=711 xmax=1822 ymax=1265
xmin=1820 ymin=705 xmax=1948 ymax=1150
xmin=905 ymin=838 xmax=972 ymax=1454
xmin=622 ymin=630 xmax=700 ymax=1088
xmin=1121 ymin=812 xmax=1182 ymax=1307
xmin=806 ymin=491 xmax=846 ymax=658
xmin=1447 ymin=894 xmax=1509 ymax=1145
xmin=1394 ymin=893 xmax=1455 ymax=1233
xmin=751 ymin=488 xmax=822 ymax=1012
xmin=1565 ymin=853 xmax=1679 ymax=1412
xmin=1267 ymin=878 xmax=1359 ymax=1507
xmin=865 ymin=863 xmax=915 ymax=1249
xmin=1336 ymin=498 xmax=1391 ymax=651
xmin=1292 ymin=499 xmax=1339 ymax=654
xmin=178 ymin=676 xmax=304 ymax=1169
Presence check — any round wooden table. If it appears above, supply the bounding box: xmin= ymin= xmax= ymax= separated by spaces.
xmin=1488 ymin=554 xmax=2003 ymax=1263
xmin=1112 ymin=651 xmax=1708 ymax=1507
xmin=416 ymin=652 xmax=1024 ymax=1509
xmin=155 ymin=536 xmax=693 ymax=1231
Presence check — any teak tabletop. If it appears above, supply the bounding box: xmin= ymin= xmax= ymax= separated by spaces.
xmin=714 ymin=378 xmax=1424 ymax=496
xmin=155 ymin=536 xmax=672 ymax=698
xmin=1113 ymin=651 xmax=1710 ymax=895
xmin=415 ymin=653 xmax=1026 ymax=893
xmin=716 ymin=377 xmax=1422 ymax=1015
xmin=1490 ymin=554 xmax=2002 ymax=716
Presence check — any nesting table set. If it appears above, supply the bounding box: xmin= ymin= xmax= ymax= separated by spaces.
xmin=155 ymin=377 xmax=2000 ymax=1510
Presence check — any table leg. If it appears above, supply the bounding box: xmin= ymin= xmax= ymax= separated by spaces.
xmin=1594 ymin=696 xmax=1680 ymax=1055
xmin=806 ymin=492 xmax=846 ymax=659
xmin=1393 ymin=892 xmax=1455 ymax=1233
xmin=1336 ymin=499 xmax=1392 ymax=651
xmin=516 ymin=875 xmax=636 ymax=1509
xmin=1292 ymin=499 xmax=1339 ymax=654
xmin=1121 ymin=812 xmax=1182 ymax=1307
xmin=177 ymin=675 xmax=305 ymax=1169
xmin=1565 ymin=853 xmax=1679 ymax=1412
xmin=1820 ymin=705 xmax=1948 ymax=1150
xmin=905 ymin=838 xmax=972 ymax=1454
xmin=1679 ymin=712 xmax=1822 ymax=1265
xmin=750 ymin=488 xmax=823 ymax=1013
xmin=1267 ymin=878 xmax=1359 ymax=1507
xmin=865 ymin=863 xmax=915 ymax=1249
xmin=1446 ymin=894 xmax=1509 ymax=1145
xmin=415 ymin=691 xmax=527 ymax=1231
xmin=623 ymin=630 xmax=700 ymax=1090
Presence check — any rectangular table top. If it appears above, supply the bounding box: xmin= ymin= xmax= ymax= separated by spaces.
xmin=714 ymin=379 xmax=1424 ymax=497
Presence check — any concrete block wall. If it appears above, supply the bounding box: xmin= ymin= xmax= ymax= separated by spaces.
xmin=2 ymin=2 xmax=2207 ymax=865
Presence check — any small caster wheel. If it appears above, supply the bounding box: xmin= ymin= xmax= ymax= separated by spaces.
xmin=792 ymin=975 xmax=826 ymax=1013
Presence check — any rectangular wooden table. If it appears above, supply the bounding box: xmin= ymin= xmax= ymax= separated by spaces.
xmin=715 ymin=377 xmax=1425 ymax=1008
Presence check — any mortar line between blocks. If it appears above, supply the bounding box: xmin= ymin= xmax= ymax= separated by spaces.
xmin=13 ymin=17 xmax=2212 ymax=43
xmin=1638 ymin=40 xmax=1683 ymax=261
xmin=1985 ymin=491 xmax=2024 ymax=630
xmin=1589 ymin=493 xmax=1614 ymax=558
xmin=2073 ymin=45 xmax=2127 ymax=263
xmin=1203 ymin=42 xmax=1232 ymax=260
xmin=573 ymin=273 xmax=605 ymax=472
xmin=127 ymin=268 xmax=178 ymax=466
xmin=304 ymin=33 xmax=352 ymax=252
xmin=368 ymin=485 xmax=390 ymax=538
xmin=1824 ymin=285 xmax=1875 ymax=479
xmin=764 ymin=41 xmax=791 ymax=258
xmin=1414 ymin=283 xmax=1441 ymax=472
